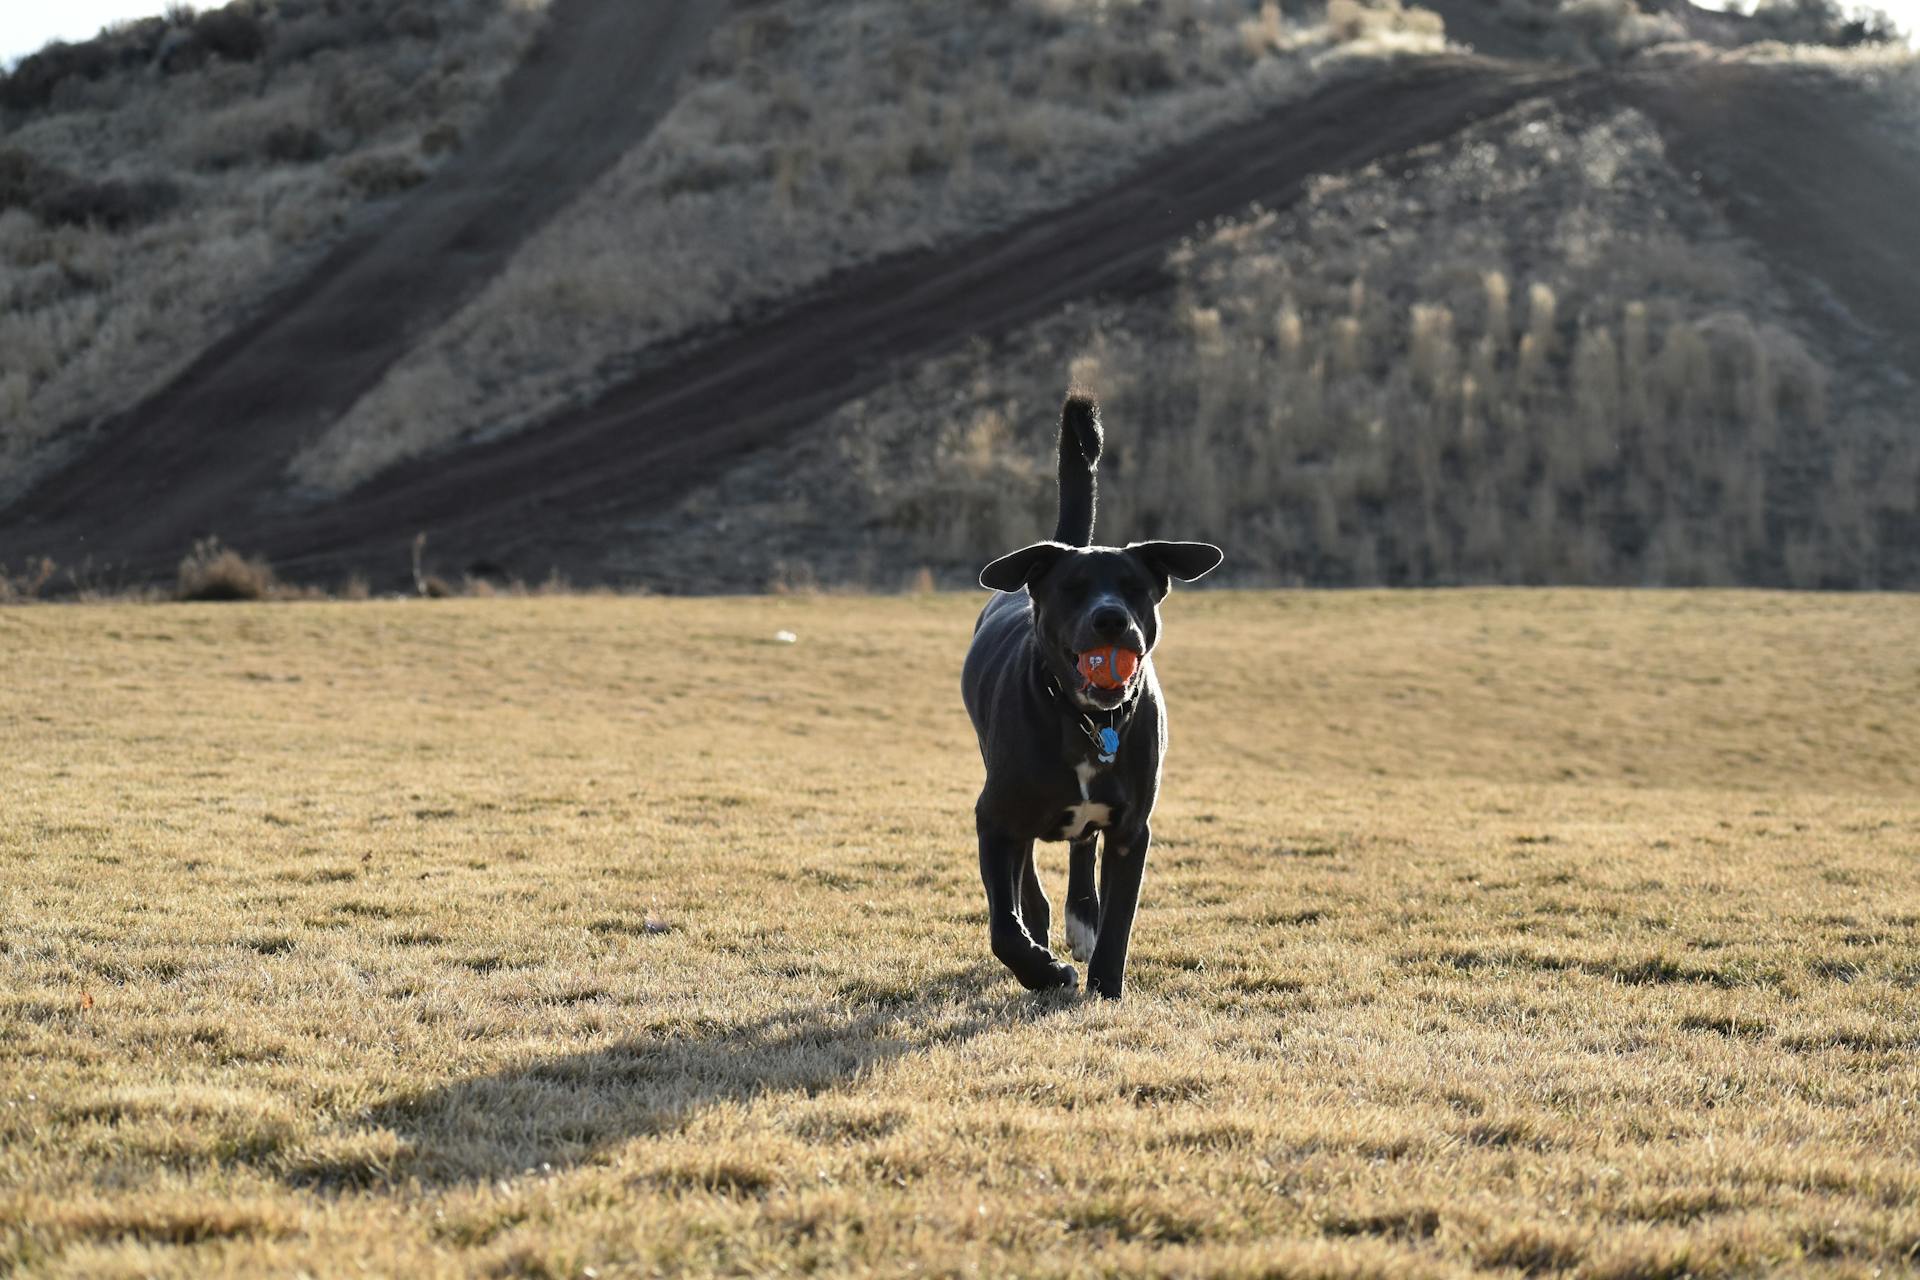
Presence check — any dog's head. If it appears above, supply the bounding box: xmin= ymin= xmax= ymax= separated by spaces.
xmin=980 ymin=541 xmax=1222 ymax=711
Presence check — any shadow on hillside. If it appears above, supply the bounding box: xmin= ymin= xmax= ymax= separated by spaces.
xmin=287 ymin=962 xmax=1069 ymax=1188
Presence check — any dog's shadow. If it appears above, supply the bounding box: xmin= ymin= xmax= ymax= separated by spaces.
xmin=290 ymin=963 xmax=1070 ymax=1188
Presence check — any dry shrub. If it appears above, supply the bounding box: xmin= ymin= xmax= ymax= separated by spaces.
xmin=889 ymin=408 xmax=1050 ymax=564
xmin=0 ymin=6 xmax=267 ymax=116
xmin=1554 ymin=0 xmax=1685 ymax=61
xmin=1093 ymin=274 xmax=1836 ymax=586
xmin=192 ymin=6 xmax=270 ymax=64
xmin=175 ymin=92 xmax=324 ymax=171
xmin=0 ymin=148 xmax=180 ymax=230
xmin=33 ymin=173 xmax=183 ymax=230
xmin=339 ymin=150 xmax=426 ymax=198
xmin=176 ymin=538 xmax=279 ymax=602
xmin=1328 ymin=0 xmax=1446 ymax=46
xmin=0 ymin=557 xmax=58 ymax=603
xmin=0 ymin=149 xmax=55 ymax=213
xmin=264 ymin=122 xmax=330 ymax=164
xmin=1493 ymin=0 xmax=1691 ymax=62
xmin=1 ymin=38 xmax=122 ymax=114
xmin=1749 ymin=0 xmax=1906 ymax=46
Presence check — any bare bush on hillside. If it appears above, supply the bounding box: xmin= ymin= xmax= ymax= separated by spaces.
xmin=176 ymin=537 xmax=279 ymax=601
xmin=293 ymin=0 xmax=1450 ymax=492
xmin=1746 ymin=0 xmax=1906 ymax=47
xmin=1496 ymin=0 xmax=1687 ymax=61
xmin=1495 ymin=0 xmax=1901 ymax=62
xmin=0 ymin=0 xmax=551 ymax=505
xmin=0 ymin=556 xmax=57 ymax=603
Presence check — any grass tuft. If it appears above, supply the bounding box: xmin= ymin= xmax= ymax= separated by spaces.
xmin=175 ymin=537 xmax=278 ymax=601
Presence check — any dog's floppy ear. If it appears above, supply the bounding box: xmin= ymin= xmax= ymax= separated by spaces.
xmin=1126 ymin=541 xmax=1223 ymax=598
xmin=980 ymin=541 xmax=1071 ymax=592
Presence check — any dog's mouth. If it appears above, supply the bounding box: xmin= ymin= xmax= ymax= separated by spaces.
xmin=1064 ymin=646 xmax=1137 ymax=711
xmin=1077 ymin=681 xmax=1129 ymax=712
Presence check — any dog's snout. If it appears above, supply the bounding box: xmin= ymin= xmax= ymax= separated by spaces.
xmin=1092 ymin=605 xmax=1129 ymax=637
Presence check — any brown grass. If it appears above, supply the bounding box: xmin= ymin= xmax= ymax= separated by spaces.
xmin=2 ymin=591 xmax=1918 ymax=1275
xmin=291 ymin=0 xmax=1449 ymax=491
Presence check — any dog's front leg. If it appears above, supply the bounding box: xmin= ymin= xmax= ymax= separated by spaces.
xmin=978 ymin=812 xmax=1076 ymax=991
xmin=1086 ymin=822 xmax=1151 ymax=1000
xmin=1064 ymin=836 xmax=1099 ymax=963
xmin=1019 ymin=844 xmax=1052 ymax=951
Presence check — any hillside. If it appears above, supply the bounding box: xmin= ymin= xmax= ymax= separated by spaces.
xmin=622 ymin=58 xmax=1920 ymax=592
xmin=0 ymin=0 xmax=1916 ymax=592
xmin=0 ymin=0 xmax=556 ymax=503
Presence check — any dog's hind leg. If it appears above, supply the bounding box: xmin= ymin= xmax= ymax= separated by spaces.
xmin=978 ymin=811 xmax=1076 ymax=991
xmin=1019 ymin=845 xmax=1052 ymax=951
xmin=1064 ymin=837 xmax=1099 ymax=963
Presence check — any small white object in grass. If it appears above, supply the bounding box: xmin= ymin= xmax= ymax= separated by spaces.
xmin=774 ymin=630 xmax=798 ymax=644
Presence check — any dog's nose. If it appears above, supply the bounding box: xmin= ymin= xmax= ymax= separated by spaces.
xmin=1092 ymin=606 xmax=1129 ymax=637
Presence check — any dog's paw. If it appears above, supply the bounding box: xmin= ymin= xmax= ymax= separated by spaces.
xmin=1065 ymin=912 xmax=1097 ymax=964
xmin=1022 ymin=959 xmax=1077 ymax=992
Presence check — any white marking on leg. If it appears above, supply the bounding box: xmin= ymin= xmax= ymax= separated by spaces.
xmin=1066 ymin=912 xmax=1097 ymax=963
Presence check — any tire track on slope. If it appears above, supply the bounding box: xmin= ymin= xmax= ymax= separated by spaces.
xmin=1 ymin=0 xmax=721 ymax=570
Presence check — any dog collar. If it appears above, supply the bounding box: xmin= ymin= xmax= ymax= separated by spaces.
xmin=1043 ymin=672 xmax=1138 ymax=765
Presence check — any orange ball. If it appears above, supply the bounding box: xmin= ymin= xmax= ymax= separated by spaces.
xmin=1076 ymin=646 xmax=1140 ymax=690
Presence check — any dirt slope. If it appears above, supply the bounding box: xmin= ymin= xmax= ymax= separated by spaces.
xmin=0 ymin=57 xmax=1581 ymax=586
xmin=0 ymin=0 xmax=721 ymax=574
xmin=1624 ymin=61 xmax=1920 ymax=391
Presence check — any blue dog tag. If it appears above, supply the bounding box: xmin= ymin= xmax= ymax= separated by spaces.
xmin=1097 ymin=726 xmax=1120 ymax=762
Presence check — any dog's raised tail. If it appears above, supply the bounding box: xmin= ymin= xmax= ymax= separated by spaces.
xmin=1053 ymin=392 xmax=1102 ymax=546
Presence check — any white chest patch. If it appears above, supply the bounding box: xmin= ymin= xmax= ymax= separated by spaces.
xmin=1060 ymin=760 xmax=1110 ymax=838
xmin=1057 ymin=802 xmax=1112 ymax=840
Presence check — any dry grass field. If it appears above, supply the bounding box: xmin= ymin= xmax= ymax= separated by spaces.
xmin=3 ymin=591 xmax=1919 ymax=1277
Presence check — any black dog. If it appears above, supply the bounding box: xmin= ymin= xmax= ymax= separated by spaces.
xmin=961 ymin=394 xmax=1222 ymax=999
